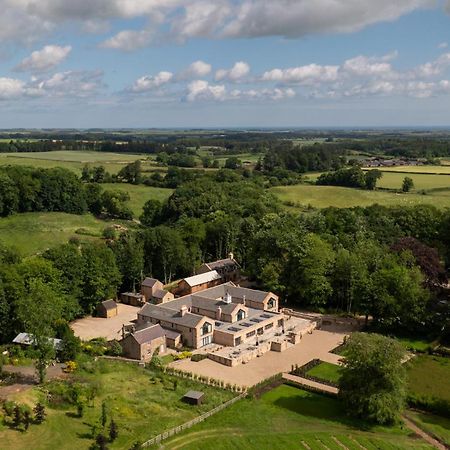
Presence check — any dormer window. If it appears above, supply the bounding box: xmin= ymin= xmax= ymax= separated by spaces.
xmin=267 ymin=298 xmax=276 ymax=310
xmin=237 ymin=309 xmax=246 ymax=321
xmin=201 ymin=322 xmax=212 ymax=336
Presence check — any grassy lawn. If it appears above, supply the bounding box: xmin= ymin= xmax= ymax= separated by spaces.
xmin=408 ymin=411 xmax=450 ymax=446
xmin=162 ymin=385 xmax=433 ymax=449
xmin=394 ymin=336 xmax=436 ymax=353
xmin=376 ymin=172 xmax=450 ymax=190
xmin=0 ymin=212 xmax=108 ymax=256
xmin=101 ymin=183 xmax=173 ymax=217
xmin=0 ymin=360 xmax=234 ymax=450
xmin=407 ymin=355 xmax=450 ymax=402
xmin=272 ymin=184 xmax=450 ymax=209
xmin=306 ymin=362 xmax=341 ymax=384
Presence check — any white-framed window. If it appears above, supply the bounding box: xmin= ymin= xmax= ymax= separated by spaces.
xmin=237 ymin=309 xmax=246 ymax=321
xmin=201 ymin=322 xmax=212 ymax=336
xmin=201 ymin=335 xmax=212 ymax=347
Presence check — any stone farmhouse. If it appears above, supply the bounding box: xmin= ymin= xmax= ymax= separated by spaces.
xmin=197 ymin=254 xmax=240 ymax=282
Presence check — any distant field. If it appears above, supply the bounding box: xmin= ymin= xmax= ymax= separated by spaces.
xmin=163 ymin=385 xmax=432 ymax=449
xmin=0 ymin=151 xmax=157 ymax=175
xmin=0 ymin=212 xmax=106 ymax=255
xmin=369 ymin=165 xmax=450 ymax=174
xmin=272 ymin=184 xmax=450 ymax=209
xmin=102 ymin=183 xmax=173 ymax=216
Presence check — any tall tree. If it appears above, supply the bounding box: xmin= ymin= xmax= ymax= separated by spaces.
xmin=339 ymin=333 xmax=407 ymax=425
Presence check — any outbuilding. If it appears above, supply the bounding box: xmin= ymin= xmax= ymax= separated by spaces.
xmin=182 ymin=390 xmax=205 ymax=405
xmin=96 ymin=299 xmax=118 ymax=318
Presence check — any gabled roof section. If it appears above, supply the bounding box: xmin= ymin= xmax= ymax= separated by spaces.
xmin=153 ymin=289 xmax=170 ymax=299
xmin=139 ymin=303 xmax=205 ymax=328
xmin=142 ymin=277 xmax=161 ymax=288
xmin=204 ymin=258 xmax=240 ymax=270
xmin=100 ymin=299 xmax=117 ymax=310
xmin=183 ymin=270 xmax=221 ymax=288
xmin=131 ymin=324 xmax=166 ymax=345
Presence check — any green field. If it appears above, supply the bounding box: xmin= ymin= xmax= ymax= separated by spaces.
xmin=407 ymin=411 xmax=450 ymax=446
xmin=407 ymin=355 xmax=450 ymax=402
xmin=369 ymin=165 xmax=450 ymax=174
xmin=306 ymin=362 xmax=342 ymax=384
xmin=0 ymin=151 xmax=157 ymax=175
xmin=0 ymin=360 xmax=234 ymax=450
xmin=0 ymin=212 xmax=107 ymax=256
xmin=376 ymin=172 xmax=450 ymax=190
xmin=163 ymin=385 xmax=432 ymax=449
xmin=101 ymin=184 xmax=173 ymax=216
xmin=272 ymin=184 xmax=450 ymax=209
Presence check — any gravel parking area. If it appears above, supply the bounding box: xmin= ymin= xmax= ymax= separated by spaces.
xmin=170 ymin=329 xmax=346 ymax=388
xmin=71 ymin=304 xmax=140 ymax=341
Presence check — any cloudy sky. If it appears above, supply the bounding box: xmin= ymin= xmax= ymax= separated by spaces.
xmin=1 ymin=0 xmax=450 ymax=128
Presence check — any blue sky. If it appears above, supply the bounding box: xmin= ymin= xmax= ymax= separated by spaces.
xmin=1 ymin=0 xmax=450 ymax=128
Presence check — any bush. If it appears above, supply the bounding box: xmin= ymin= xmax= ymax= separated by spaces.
xmin=106 ymin=340 xmax=123 ymax=357
xmin=191 ymin=354 xmax=208 ymax=362
xmin=173 ymin=351 xmax=192 ymax=361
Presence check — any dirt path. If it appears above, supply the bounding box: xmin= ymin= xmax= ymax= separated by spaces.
xmin=402 ymin=415 xmax=448 ymax=450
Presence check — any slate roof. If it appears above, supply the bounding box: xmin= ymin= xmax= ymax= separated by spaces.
xmin=132 ymin=324 xmax=166 ymax=345
xmin=142 ymin=277 xmax=161 ymax=288
xmin=153 ymin=289 xmax=170 ymax=299
xmin=139 ymin=303 xmax=205 ymax=328
xmin=204 ymin=258 xmax=239 ymax=270
xmin=100 ymin=299 xmax=117 ymax=311
xmin=183 ymin=390 xmax=204 ymax=400
xmin=191 ymin=295 xmax=244 ymax=315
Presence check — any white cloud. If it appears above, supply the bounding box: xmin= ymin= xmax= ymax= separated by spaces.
xmin=131 ymin=71 xmax=173 ymax=92
xmin=100 ymin=29 xmax=153 ymax=51
xmin=215 ymin=61 xmax=250 ymax=82
xmin=0 ymin=78 xmax=27 ymax=99
xmin=186 ymin=80 xmax=226 ymax=102
xmin=178 ymin=60 xmax=212 ymax=79
xmin=15 ymin=44 xmax=72 ymax=72
xmin=414 ymin=52 xmax=450 ymax=77
xmin=262 ymin=64 xmax=339 ymax=85
xmin=230 ymin=87 xmax=295 ymax=101
xmin=438 ymin=42 xmax=448 ymax=49
xmin=341 ymin=52 xmax=397 ymax=78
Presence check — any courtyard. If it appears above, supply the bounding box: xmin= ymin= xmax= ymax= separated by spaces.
xmin=170 ymin=327 xmax=345 ymax=388
xmin=70 ymin=304 xmax=140 ymax=341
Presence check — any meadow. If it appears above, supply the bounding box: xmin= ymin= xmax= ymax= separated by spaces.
xmin=101 ymin=183 xmax=173 ymax=217
xmin=370 ymin=165 xmax=450 ymax=174
xmin=271 ymin=184 xmax=450 ymax=209
xmin=162 ymin=385 xmax=433 ymax=449
xmin=0 ymin=212 xmax=106 ymax=256
xmin=0 ymin=360 xmax=234 ymax=450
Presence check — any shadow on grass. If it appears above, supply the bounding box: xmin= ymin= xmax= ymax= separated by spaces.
xmin=273 ymin=392 xmax=374 ymax=431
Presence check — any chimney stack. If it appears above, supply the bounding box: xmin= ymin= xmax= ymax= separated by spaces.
xmin=229 ymin=252 xmax=234 ymax=260
xmin=216 ymin=306 xmax=222 ymax=320
xmin=180 ymin=305 xmax=188 ymax=317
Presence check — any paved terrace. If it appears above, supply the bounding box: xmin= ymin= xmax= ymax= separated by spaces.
xmin=170 ymin=327 xmax=347 ymax=388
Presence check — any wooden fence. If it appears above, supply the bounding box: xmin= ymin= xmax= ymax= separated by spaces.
xmin=142 ymin=392 xmax=247 ymax=448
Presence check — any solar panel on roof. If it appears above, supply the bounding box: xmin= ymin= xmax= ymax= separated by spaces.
xmin=228 ymin=327 xmax=241 ymax=332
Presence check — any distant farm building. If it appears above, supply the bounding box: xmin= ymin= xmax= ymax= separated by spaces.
xmin=96 ymin=299 xmax=118 ymax=318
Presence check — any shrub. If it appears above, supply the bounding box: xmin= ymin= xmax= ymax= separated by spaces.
xmin=173 ymin=351 xmax=192 ymax=361
xmin=106 ymin=340 xmax=123 ymax=357
xmin=191 ymin=354 xmax=208 ymax=362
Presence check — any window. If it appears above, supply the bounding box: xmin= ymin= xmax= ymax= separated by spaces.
xmin=201 ymin=322 xmax=212 ymax=336
xmin=264 ymin=323 xmax=274 ymax=330
xmin=267 ymin=298 xmax=276 ymax=309
xmin=246 ymin=331 xmax=256 ymax=338
xmin=235 ymin=337 xmax=242 ymax=346
xmin=201 ymin=335 xmax=212 ymax=347
xmin=236 ymin=309 xmax=246 ymax=321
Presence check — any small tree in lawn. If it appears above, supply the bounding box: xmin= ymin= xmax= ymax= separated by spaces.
xmin=402 ymin=177 xmax=414 ymax=192
xmin=13 ymin=404 xmax=23 ymax=429
xmin=23 ymin=408 xmax=32 ymax=431
xmin=95 ymin=433 xmax=109 ymax=450
xmin=100 ymin=401 xmax=108 ymax=428
xmin=339 ymin=333 xmax=406 ymax=425
xmin=34 ymin=402 xmax=46 ymax=424
xmin=109 ymin=419 xmax=118 ymax=442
